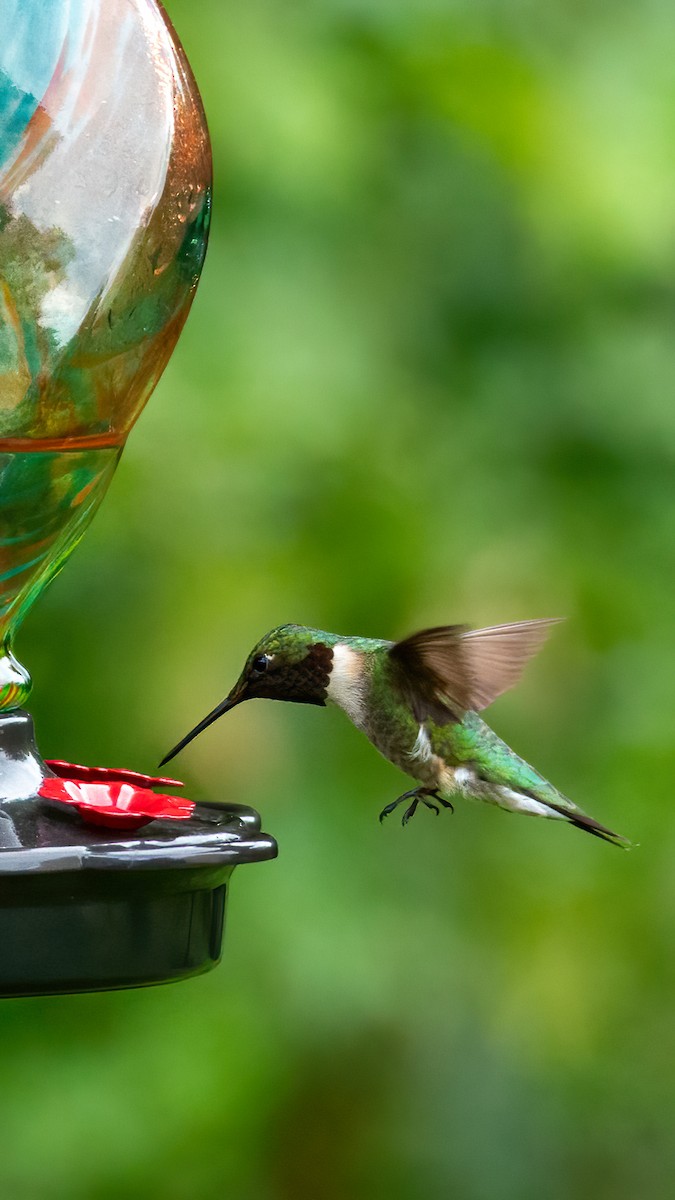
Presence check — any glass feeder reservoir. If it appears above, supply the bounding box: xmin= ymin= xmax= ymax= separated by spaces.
xmin=0 ymin=0 xmax=276 ymax=996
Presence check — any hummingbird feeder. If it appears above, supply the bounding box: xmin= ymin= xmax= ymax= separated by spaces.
xmin=0 ymin=0 xmax=276 ymax=996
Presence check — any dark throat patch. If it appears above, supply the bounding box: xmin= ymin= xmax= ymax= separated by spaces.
xmin=257 ymin=642 xmax=334 ymax=706
xmin=289 ymin=641 xmax=334 ymax=705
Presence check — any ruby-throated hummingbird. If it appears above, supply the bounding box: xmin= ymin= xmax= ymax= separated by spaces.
xmin=160 ymin=619 xmax=628 ymax=846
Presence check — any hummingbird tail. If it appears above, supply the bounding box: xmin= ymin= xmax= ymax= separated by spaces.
xmin=544 ymin=800 xmax=631 ymax=848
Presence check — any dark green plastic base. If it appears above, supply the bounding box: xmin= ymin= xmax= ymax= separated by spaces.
xmin=0 ymin=883 xmax=228 ymax=997
xmin=0 ymin=711 xmax=277 ymax=997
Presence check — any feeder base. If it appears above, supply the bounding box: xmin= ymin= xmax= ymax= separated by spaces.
xmin=0 ymin=711 xmax=277 ymax=997
xmin=0 ymin=883 xmax=228 ymax=997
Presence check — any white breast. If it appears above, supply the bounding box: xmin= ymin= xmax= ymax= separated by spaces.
xmin=326 ymin=643 xmax=366 ymax=725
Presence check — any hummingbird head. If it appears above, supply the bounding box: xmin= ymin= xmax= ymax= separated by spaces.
xmin=229 ymin=625 xmax=334 ymax=706
xmin=159 ymin=625 xmax=335 ymax=765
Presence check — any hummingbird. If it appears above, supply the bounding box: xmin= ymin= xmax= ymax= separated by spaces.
xmin=160 ymin=619 xmax=628 ymax=846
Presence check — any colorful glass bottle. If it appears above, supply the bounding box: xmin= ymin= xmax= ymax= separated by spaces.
xmin=0 ymin=0 xmax=211 ymax=706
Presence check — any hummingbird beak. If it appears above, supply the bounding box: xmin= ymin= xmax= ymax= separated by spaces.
xmin=158 ymin=684 xmax=245 ymax=767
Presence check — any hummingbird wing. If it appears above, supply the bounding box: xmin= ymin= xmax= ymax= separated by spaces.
xmin=460 ymin=619 xmax=562 ymax=709
xmin=389 ymin=624 xmax=471 ymax=724
xmin=389 ymin=618 xmax=561 ymax=725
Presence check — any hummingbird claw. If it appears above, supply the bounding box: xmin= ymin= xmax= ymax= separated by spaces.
xmin=401 ymin=798 xmax=420 ymax=825
xmin=432 ymin=792 xmax=454 ymax=814
xmin=379 ymin=800 xmax=401 ymax=822
xmin=379 ymin=786 xmax=452 ymax=825
xmin=379 ymin=787 xmax=420 ymax=822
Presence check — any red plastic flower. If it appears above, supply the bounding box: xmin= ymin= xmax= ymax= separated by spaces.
xmin=39 ymin=761 xmax=195 ymax=831
xmin=45 ymin=760 xmax=184 ymax=789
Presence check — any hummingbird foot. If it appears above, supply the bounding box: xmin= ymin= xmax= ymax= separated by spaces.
xmin=379 ymin=787 xmax=453 ymax=826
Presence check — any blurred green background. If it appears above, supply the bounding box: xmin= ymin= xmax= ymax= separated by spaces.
xmin=2 ymin=0 xmax=675 ymax=1196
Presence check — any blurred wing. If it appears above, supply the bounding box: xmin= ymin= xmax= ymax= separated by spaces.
xmin=389 ymin=624 xmax=472 ymax=725
xmin=461 ymin=619 xmax=562 ymax=709
xmin=389 ymin=618 xmax=561 ymax=724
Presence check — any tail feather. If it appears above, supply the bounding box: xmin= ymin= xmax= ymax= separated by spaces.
xmin=458 ymin=719 xmax=631 ymax=847
xmin=543 ymin=799 xmax=630 ymax=849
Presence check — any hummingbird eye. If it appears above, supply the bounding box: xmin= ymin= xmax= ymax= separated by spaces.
xmin=251 ymin=653 xmax=270 ymax=676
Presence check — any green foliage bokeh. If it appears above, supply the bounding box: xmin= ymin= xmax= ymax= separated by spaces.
xmin=2 ymin=1 xmax=675 ymax=1196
